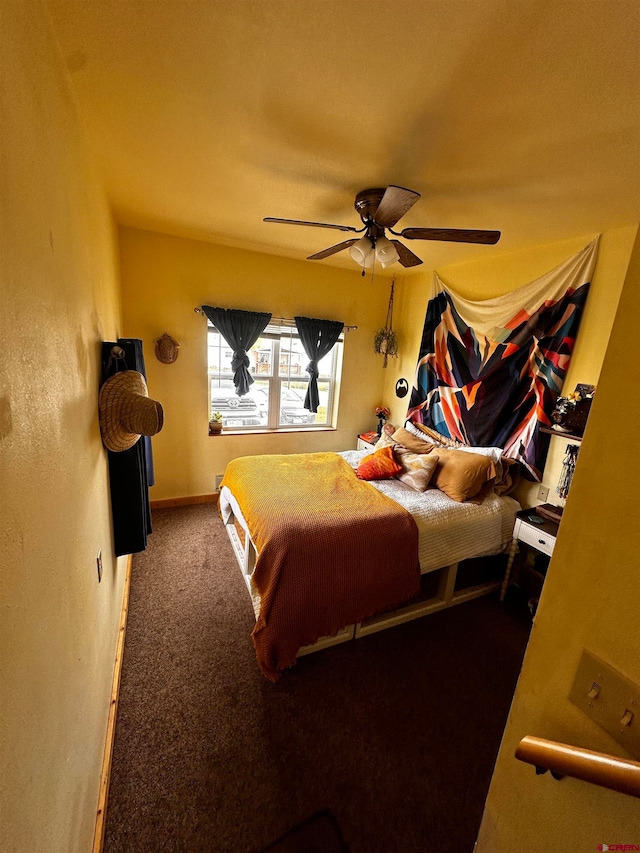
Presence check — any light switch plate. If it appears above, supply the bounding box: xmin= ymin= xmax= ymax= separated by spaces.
xmin=569 ymin=649 xmax=640 ymax=758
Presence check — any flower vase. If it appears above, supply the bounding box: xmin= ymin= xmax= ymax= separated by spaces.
xmin=376 ymin=415 xmax=385 ymax=437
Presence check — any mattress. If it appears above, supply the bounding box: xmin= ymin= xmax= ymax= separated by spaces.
xmin=339 ymin=449 xmax=519 ymax=573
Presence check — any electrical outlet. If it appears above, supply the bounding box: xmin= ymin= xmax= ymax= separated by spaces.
xmin=96 ymin=549 xmax=103 ymax=583
xmin=537 ymin=484 xmax=549 ymax=501
xmin=215 ymin=473 xmax=224 ymax=491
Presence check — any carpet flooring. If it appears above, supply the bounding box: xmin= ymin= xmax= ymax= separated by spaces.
xmin=103 ymin=504 xmax=531 ymax=853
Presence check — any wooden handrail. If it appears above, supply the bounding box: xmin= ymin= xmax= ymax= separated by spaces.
xmin=516 ymin=736 xmax=640 ymax=799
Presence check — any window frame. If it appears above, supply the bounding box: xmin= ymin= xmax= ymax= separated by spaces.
xmin=207 ymin=321 xmax=343 ymax=433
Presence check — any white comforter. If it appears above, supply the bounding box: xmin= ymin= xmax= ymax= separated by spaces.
xmin=340 ymin=449 xmax=519 ymax=573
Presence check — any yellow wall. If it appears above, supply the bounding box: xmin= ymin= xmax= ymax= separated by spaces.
xmin=0 ymin=4 xmax=124 ymax=852
xmin=382 ymin=226 xmax=637 ymax=506
xmin=476 ymin=226 xmax=640 ymax=849
xmin=119 ymin=227 xmax=395 ymax=500
xmin=121 ymin=225 xmax=636 ymax=503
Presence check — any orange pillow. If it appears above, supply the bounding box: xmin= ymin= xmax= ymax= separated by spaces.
xmin=391 ymin=427 xmax=438 ymax=455
xmin=356 ymin=445 xmax=402 ymax=480
xmin=432 ymin=448 xmax=496 ymax=502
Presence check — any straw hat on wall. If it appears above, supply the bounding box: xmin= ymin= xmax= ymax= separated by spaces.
xmin=99 ymin=370 xmax=164 ymax=452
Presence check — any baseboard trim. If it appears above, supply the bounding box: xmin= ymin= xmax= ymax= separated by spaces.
xmin=92 ymin=553 xmax=132 ymax=853
xmin=150 ymin=493 xmax=218 ymax=509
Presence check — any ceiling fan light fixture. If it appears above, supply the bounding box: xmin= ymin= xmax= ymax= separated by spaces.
xmin=265 ymin=185 xmax=500 ymax=269
xmin=376 ymin=236 xmax=400 ymax=268
xmin=349 ymin=235 xmax=375 ymax=268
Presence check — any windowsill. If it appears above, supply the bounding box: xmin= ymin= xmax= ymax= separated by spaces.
xmin=209 ymin=426 xmax=337 ymax=437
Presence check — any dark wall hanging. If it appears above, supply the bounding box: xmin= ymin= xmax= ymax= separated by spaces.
xmin=407 ymin=239 xmax=598 ymax=480
xmin=556 ymin=443 xmax=580 ymax=500
xmin=101 ymin=339 xmax=156 ymax=557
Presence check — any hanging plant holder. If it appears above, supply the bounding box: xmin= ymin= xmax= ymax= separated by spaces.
xmin=374 ymin=280 xmax=398 ymax=368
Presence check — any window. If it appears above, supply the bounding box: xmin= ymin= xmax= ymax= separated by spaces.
xmin=207 ymin=322 xmax=343 ymax=431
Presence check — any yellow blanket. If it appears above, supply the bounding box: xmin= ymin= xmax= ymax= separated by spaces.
xmin=221 ymin=452 xmax=420 ymax=680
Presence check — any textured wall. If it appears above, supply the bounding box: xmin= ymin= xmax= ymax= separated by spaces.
xmin=119 ymin=226 xmax=393 ymax=500
xmin=475 ymin=229 xmax=640 ymax=849
xmin=0 ymin=3 xmax=124 ymax=852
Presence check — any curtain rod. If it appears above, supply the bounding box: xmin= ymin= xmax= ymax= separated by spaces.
xmin=193 ymin=306 xmax=357 ymax=331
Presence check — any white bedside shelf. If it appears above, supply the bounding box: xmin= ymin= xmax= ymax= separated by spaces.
xmin=500 ymin=510 xmax=560 ymax=601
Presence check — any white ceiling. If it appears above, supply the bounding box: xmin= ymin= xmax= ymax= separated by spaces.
xmin=46 ymin=0 xmax=640 ymax=272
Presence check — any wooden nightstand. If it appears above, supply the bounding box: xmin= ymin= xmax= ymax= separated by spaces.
xmin=357 ymin=433 xmax=379 ymax=452
xmin=500 ymin=509 xmax=559 ymax=602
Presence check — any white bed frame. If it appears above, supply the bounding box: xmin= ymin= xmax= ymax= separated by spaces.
xmin=223 ymin=505 xmax=505 ymax=657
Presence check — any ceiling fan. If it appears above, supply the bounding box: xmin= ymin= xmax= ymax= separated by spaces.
xmin=264 ymin=185 xmax=500 ymax=270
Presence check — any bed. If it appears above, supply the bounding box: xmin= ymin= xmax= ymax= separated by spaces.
xmin=219 ymin=425 xmax=520 ymax=680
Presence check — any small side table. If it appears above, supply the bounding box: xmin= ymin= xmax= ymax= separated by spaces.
xmin=357 ymin=433 xmax=379 ymax=452
xmin=500 ymin=509 xmax=559 ymax=602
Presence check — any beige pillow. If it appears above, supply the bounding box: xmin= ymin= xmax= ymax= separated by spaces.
xmin=391 ymin=427 xmax=438 ymax=455
xmin=394 ymin=447 xmax=439 ymax=491
xmin=432 ymin=448 xmax=496 ymax=502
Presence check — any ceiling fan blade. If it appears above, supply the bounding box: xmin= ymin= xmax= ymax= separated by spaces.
xmin=307 ymin=239 xmax=358 ymax=260
xmin=391 ymin=241 xmax=423 ymax=268
xmin=264 ymin=217 xmax=359 ymax=233
xmin=372 ymin=185 xmax=421 ymax=228
xmin=400 ymin=227 xmax=501 ymax=245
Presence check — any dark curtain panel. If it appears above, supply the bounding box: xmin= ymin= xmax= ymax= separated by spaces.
xmin=101 ymin=338 xmax=154 ymax=557
xmin=294 ymin=316 xmax=344 ymax=412
xmin=202 ymin=306 xmax=271 ymax=395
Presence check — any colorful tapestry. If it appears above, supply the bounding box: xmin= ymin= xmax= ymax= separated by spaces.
xmin=407 ymin=239 xmax=598 ymax=480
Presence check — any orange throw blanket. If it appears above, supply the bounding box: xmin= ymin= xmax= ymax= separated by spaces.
xmin=221 ymin=452 xmax=420 ymax=680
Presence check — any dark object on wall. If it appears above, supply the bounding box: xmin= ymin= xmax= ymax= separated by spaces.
xmin=101 ymin=339 xmax=155 ymax=557
xmin=556 ymin=443 xmax=580 ymax=500
xmin=551 ymin=385 xmax=595 ymax=436
xmin=407 ymin=240 xmax=598 ymax=480
xmin=99 ymin=370 xmax=164 ymax=451
xmin=154 ymin=333 xmax=180 ymax=364
xmin=396 ymin=378 xmax=409 ymax=398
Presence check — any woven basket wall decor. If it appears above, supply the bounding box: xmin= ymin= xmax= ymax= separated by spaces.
xmin=154 ymin=333 xmax=181 ymax=364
